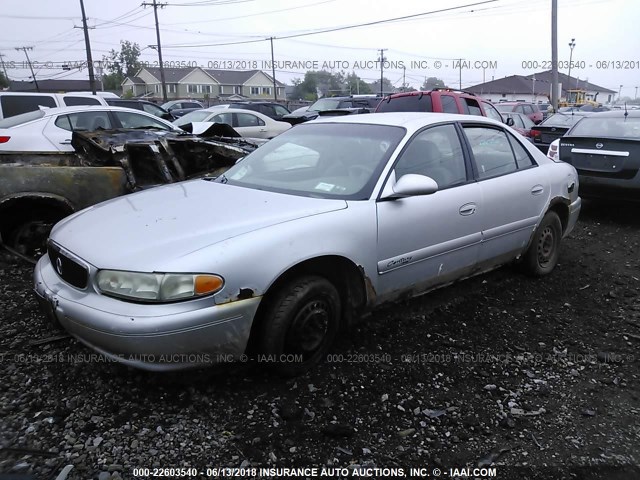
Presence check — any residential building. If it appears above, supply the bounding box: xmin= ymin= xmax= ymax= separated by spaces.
xmin=122 ymin=67 xmax=285 ymax=101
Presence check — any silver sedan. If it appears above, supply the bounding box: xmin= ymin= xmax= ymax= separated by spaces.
xmin=34 ymin=113 xmax=581 ymax=375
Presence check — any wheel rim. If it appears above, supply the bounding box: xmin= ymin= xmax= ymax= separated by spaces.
xmin=537 ymin=225 xmax=555 ymax=267
xmin=286 ymin=298 xmax=332 ymax=355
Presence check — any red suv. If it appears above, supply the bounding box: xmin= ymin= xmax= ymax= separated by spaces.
xmin=375 ymin=88 xmax=505 ymax=122
xmin=494 ymin=102 xmax=543 ymax=124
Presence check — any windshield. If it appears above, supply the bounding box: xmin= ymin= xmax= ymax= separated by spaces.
xmin=542 ymin=113 xmax=588 ymax=127
xmin=0 ymin=109 xmax=45 ymax=128
xmin=215 ymin=123 xmax=405 ymax=200
xmin=174 ymin=110 xmax=212 ymax=126
xmin=568 ymin=116 xmax=640 ymax=138
xmin=309 ymin=98 xmax=343 ymax=111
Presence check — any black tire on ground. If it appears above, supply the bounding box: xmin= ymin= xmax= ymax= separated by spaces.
xmin=259 ymin=275 xmax=341 ymax=376
xmin=520 ymin=211 xmax=562 ymax=276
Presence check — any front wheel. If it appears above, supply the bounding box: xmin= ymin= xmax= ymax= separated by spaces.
xmin=259 ymin=275 xmax=341 ymax=376
xmin=520 ymin=211 xmax=562 ymax=276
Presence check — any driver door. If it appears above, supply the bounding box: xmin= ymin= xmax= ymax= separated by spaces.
xmin=375 ymin=123 xmax=483 ymax=300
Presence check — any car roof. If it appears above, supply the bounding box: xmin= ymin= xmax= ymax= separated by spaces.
xmin=311 ymin=112 xmax=506 ymax=130
xmin=579 ymin=110 xmax=640 ymax=118
xmin=197 ymin=107 xmax=273 ymax=116
xmin=34 ymin=105 xmax=160 ymax=116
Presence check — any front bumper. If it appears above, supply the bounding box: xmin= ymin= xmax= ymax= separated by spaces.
xmin=34 ymin=254 xmax=261 ymax=371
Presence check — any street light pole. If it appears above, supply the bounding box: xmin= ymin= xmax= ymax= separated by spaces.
xmin=567 ymin=38 xmax=576 ymax=91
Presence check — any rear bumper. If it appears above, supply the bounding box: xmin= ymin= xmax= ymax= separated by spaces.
xmin=578 ymin=171 xmax=640 ymax=201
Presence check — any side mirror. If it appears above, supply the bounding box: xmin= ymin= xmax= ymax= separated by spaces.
xmin=382 ymin=173 xmax=439 ymax=199
xmin=506 ymin=117 xmax=515 ymax=127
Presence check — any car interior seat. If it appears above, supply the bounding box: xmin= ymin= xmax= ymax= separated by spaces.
xmin=395 ymin=139 xmax=453 ymax=188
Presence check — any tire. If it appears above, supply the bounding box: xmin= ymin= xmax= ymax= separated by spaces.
xmin=520 ymin=211 xmax=562 ymax=276
xmin=260 ymin=275 xmax=341 ymax=376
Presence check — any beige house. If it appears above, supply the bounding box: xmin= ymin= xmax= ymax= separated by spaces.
xmin=122 ymin=67 xmax=285 ymax=101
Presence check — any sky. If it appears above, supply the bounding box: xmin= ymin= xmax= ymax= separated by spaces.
xmin=1 ymin=0 xmax=638 ymax=98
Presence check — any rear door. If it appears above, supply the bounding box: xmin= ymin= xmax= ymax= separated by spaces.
xmin=461 ymin=123 xmax=548 ymax=264
xmin=43 ymin=110 xmax=114 ymax=151
xmin=233 ymin=112 xmax=267 ymax=138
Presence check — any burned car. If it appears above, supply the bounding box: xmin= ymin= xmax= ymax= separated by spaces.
xmin=34 ymin=113 xmax=581 ymax=375
xmin=0 ymin=123 xmax=260 ymax=257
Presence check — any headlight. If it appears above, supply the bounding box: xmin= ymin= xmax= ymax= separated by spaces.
xmin=96 ymin=270 xmax=224 ymax=303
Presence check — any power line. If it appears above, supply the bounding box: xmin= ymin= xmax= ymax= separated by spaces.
xmin=162 ymin=0 xmax=498 ymax=49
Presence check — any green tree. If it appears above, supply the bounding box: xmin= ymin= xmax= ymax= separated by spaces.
xmin=0 ymin=71 xmax=9 ymax=89
xmin=345 ymin=72 xmax=372 ymax=95
xmin=291 ymin=70 xmax=347 ymax=100
xmin=102 ymin=40 xmax=141 ymax=90
xmin=369 ymin=77 xmax=395 ymax=96
xmin=421 ymin=76 xmax=446 ymax=90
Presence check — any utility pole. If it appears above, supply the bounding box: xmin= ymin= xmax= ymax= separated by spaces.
xmin=143 ymin=0 xmax=167 ymax=102
xmin=16 ymin=47 xmax=38 ymax=92
xmin=551 ymin=0 xmax=558 ymax=111
xmin=378 ymin=48 xmax=387 ymax=97
xmin=269 ymin=37 xmax=277 ymax=102
xmin=78 ymin=0 xmax=96 ymax=94
xmin=0 ymin=53 xmax=8 ymax=80
xmin=402 ymin=65 xmax=406 ymax=92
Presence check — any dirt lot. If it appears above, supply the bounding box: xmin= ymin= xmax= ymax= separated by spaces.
xmin=0 ymin=200 xmax=639 ymax=480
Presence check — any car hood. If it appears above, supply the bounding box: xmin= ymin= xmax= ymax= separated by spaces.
xmin=51 ymin=180 xmax=347 ymax=270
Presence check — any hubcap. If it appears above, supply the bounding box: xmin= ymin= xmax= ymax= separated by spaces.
xmin=537 ymin=226 xmax=555 ymax=267
xmin=287 ymin=299 xmax=331 ymax=355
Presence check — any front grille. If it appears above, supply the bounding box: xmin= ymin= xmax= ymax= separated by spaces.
xmin=47 ymin=243 xmax=88 ymax=289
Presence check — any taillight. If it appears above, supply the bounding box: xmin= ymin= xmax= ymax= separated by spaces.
xmin=0 ymin=136 xmax=10 ymax=143
xmin=530 ymin=129 xmax=541 ymax=141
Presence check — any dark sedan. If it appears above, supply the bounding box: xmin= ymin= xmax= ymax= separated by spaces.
xmin=559 ymin=110 xmax=640 ymax=200
xmin=282 ymin=96 xmax=381 ymax=125
xmin=531 ymin=112 xmax=592 ymax=153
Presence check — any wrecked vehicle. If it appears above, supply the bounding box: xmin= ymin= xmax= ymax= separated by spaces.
xmin=34 ymin=113 xmax=581 ymax=376
xmin=0 ymin=124 xmax=260 ymax=257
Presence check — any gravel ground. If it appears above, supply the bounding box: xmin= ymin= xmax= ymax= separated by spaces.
xmin=0 ymin=199 xmax=639 ymax=480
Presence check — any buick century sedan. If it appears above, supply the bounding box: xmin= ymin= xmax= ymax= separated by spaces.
xmin=34 ymin=113 xmax=581 ymax=375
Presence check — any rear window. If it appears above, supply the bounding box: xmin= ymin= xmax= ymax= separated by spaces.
xmin=0 ymin=95 xmax=57 ymax=118
xmin=542 ymin=113 xmax=586 ymax=127
xmin=495 ymin=104 xmax=514 ymax=113
xmin=568 ymin=116 xmax=640 ymax=138
xmin=63 ymin=96 xmax=102 ymax=106
xmin=376 ymin=94 xmax=433 ymax=113
xmin=0 ymin=109 xmax=46 ymax=127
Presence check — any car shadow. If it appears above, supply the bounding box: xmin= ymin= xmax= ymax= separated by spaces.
xmin=579 ymin=199 xmax=640 ymax=227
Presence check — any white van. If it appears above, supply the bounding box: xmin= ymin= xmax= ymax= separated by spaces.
xmin=0 ymin=92 xmax=110 ymax=120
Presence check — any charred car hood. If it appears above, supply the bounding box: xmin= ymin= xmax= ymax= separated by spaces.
xmin=51 ymin=179 xmax=347 ymax=270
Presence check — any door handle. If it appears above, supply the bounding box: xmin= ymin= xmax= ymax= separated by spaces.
xmin=60 ymin=140 xmax=72 ymax=145
xmin=459 ymin=203 xmax=476 ymax=216
xmin=531 ymin=185 xmax=544 ymax=195
xmin=259 ymin=128 xmax=267 ymax=132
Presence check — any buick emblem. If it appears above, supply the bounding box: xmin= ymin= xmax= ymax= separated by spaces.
xmin=55 ymin=257 xmax=63 ymax=276
xmin=596 ymin=143 xmax=604 ymax=149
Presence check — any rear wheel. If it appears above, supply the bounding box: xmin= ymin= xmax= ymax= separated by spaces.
xmin=259 ymin=275 xmax=341 ymax=376
xmin=520 ymin=211 xmax=562 ymax=276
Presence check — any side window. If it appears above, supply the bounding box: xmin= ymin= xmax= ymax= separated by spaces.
xmin=515 ymin=105 xmax=524 ymax=113
xmin=63 ymin=96 xmax=101 ymax=106
xmin=61 ymin=111 xmax=112 ymax=131
xmin=274 ymin=105 xmax=289 ymax=117
xmin=185 ymin=102 xmax=201 ymax=109
xmin=523 ymin=105 xmax=534 ymax=114
xmin=515 ymin=115 xmax=525 ymax=128
xmin=464 ymin=127 xmax=517 ymax=179
xmin=482 ymin=102 xmax=504 ymax=122
xmin=54 ymin=115 xmax=73 ymax=131
xmin=463 ymin=98 xmax=482 ymax=116
xmin=213 ymin=113 xmax=233 ymax=125
xmin=394 ymin=124 xmax=467 ymax=189
xmin=236 ymin=113 xmax=264 ymax=127
xmin=1 ymin=95 xmax=56 ymax=118
xmin=142 ymin=103 xmax=164 ymax=116
xmin=114 ymin=111 xmax=170 ymax=130
xmin=507 ymin=132 xmax=536 ymax=169
xmin=441 ymin=95 xmax=458 ymax=113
